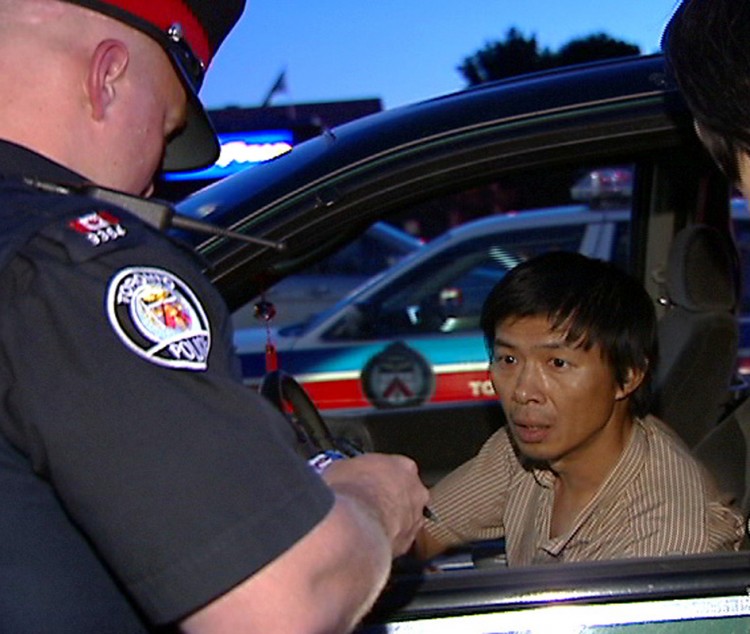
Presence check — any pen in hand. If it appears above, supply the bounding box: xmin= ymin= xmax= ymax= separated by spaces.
xmin=309 ymin=448 xmax=440 ymax=524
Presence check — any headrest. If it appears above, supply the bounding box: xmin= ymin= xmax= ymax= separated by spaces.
xmin=665 ymin=225 xmax=737 ymax=312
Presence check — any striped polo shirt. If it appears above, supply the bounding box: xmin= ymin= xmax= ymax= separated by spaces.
xmin=425 ymin=415 xmax=743 ymax=565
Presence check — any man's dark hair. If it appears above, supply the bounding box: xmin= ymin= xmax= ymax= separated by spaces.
xmin=480 ymin=251 xmax=657 ymax=417
xmin=662 ymin=0 xmax=750 ymax=183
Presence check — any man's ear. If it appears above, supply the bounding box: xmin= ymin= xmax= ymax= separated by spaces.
xmin=615 ymin=366 xmax=646 ymax=401
xmin=86 ymin=39 xmax=129 ymax=121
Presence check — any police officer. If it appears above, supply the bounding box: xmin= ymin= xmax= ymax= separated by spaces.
xmin=0 ymin=1 xmax=429 ymax=632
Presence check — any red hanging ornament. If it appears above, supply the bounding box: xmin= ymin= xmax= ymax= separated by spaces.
xmin=254 ymin=299 xmax=279 ymax=373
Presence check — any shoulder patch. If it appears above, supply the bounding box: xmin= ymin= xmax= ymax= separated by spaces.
xmin=69 ymin=210 xmax=127 ymax=247
xmin=37 ymin=206 xmax=144 ymax=263
xmin=106 ymin=267 xmax=211 ymax=371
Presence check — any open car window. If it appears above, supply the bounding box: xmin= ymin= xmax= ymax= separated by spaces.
xmin=232 ymin=162 xmax=635 ymax=414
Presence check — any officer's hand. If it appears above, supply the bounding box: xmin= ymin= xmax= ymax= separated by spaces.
xmin=322 ymin=453 xmax=429 ymax=557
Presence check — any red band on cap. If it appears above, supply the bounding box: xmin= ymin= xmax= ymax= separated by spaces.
xmin=101 ymin=0 xmax=210 ymax=65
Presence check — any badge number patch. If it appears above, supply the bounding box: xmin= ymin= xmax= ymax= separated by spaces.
xmin=69 ymin=210 xmax=127 ymax=247
xmin=107 ymin=267 xmax=211 ymax=371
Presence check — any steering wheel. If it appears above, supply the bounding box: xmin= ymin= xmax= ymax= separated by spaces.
xmin=261 ymin=372 xmax=450 ymax=574
xmin=260 ymin=370 xmax=360 ymax=457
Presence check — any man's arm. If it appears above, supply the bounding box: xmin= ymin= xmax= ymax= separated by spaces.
xmin=180 ymin=453 xmax=429 ymax=634
xmin=412 ymin=524 xmax=450 ymax=561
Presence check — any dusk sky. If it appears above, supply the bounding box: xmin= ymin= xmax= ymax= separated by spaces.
xmin=199 ymin=1 xmax=680 ymax=112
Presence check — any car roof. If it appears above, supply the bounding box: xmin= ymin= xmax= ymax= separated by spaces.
xmin=433 ymin=204 xmax=629 ymax=241
xmin=178 ymin=54 xmax=670 ymax=229
xmin=175 ymin=54 xmax=690 ymax=309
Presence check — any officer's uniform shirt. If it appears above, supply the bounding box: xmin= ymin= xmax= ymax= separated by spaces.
xmin=0 ymin=140 xmax=334 ymax=628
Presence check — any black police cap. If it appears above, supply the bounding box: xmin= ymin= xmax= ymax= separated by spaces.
xmin=62 ymin=0 xmax=247 ymax=172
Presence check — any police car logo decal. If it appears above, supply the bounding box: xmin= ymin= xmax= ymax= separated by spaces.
xmin=106 ymin=267 xmax=210 ymax=370
xmin=362 ymin=342 xmax=434 ymax=408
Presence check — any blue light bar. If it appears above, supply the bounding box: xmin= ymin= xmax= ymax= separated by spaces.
xmin=164 ymin=130 xmax=294 ymax=181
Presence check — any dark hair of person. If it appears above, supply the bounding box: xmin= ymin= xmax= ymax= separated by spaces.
xmin=661 ymin=0 xmax=750 ymax=183
xmin=480 ymin=251 xmax=657 ymax=417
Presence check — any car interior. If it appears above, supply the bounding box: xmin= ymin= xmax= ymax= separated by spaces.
xmin=251 ymin=154 xmax=750 ymax=520
xmin=651 ymin=224 xmax=741 ymax=449
xmin=341 ymin=177 xmax=733 ymax=443
xmin=248 ymin=157 xmax=750 ymax=629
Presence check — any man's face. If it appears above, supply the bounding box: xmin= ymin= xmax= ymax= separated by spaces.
xmin=490 ymin=314 xmax=634 ymax=472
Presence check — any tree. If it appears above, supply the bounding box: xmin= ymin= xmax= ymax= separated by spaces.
xmin=459 ymin=28 xmax=641 ymax=86
xmin=555 ymin=33 xmax=640 ymax=67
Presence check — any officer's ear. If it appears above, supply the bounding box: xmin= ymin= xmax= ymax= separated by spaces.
xmin=86 ymin=39 xmax=129 ymax=121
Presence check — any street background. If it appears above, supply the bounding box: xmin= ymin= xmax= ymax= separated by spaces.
xmin=201 ymin=0 xmax=680 ymax=111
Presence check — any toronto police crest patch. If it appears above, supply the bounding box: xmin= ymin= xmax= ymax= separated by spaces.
xmin=106 ymin=267 xmax=211 ymax=371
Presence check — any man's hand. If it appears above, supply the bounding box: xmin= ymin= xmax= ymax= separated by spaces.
xmin=322 ymin=453 xmax=429 ymax=557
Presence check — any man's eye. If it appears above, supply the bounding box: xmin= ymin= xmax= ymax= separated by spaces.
xmin=551 ymin=358 xmax=569 ymax=369
xmin=494 ymin=354 xmax=516 ymax=366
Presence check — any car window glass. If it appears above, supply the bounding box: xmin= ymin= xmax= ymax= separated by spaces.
xmin=732 ymin=201 xmax=750 ymax=315
xmin=234 ymin=162 xmax=635 ymax=413
xmin=324 ymin=223 xmax=587 ymax=341
xmin=730 ymin=199 xmax=750 ymax=379
xmin=611 ymin=220 xmax=631 ymax=270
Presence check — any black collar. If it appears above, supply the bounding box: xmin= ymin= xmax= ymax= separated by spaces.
xmin=0 ymin=140 xmax=282 ymax=250
xmin=0 ymin=140 xmax=86 ymax=186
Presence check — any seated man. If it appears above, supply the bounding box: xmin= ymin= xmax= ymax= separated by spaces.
xmin=415 ymin=251 xmax=743 ymax=564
